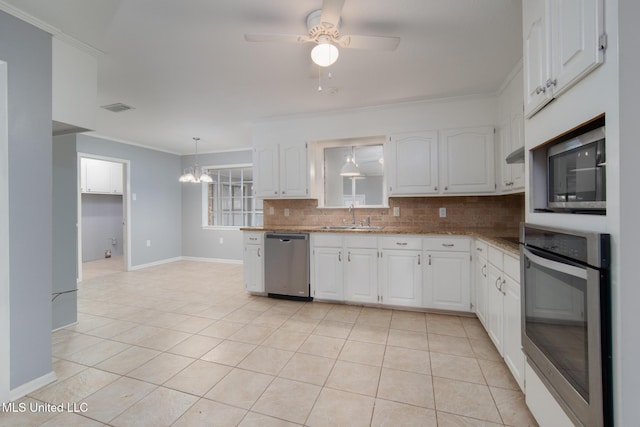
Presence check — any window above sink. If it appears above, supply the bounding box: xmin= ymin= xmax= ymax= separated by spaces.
xmin=311 ymin=136 xmax=387 ymax=208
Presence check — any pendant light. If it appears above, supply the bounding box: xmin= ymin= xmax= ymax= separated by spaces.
xmin=340 ymin=147 xmax=361 ymax=177
xmin=179 ymin=137 xmax=213 ymax=183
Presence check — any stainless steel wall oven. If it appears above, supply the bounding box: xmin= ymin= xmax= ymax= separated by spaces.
xmin=521 ymin=223 xmax=612 ymax=427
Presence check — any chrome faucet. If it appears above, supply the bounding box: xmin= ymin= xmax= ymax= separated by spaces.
xmin=349 ymin=203 xmax=355 ymax=225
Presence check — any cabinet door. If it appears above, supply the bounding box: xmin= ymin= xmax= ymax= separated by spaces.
xmin=243 ymin=245 xmax=264 ymax=292
xmin=486 ymin=264 xmax=504 ymax=355
xmin=440 ymin=127 xmax=495 ymax=194
xmin=80 ymin=157 xmax=88 ymax=192
xmin=550 ymin=0 xmax=603 ymax=98
xmin=84 ymin=158 xmax=111 ymax=193
xmin=425 ymin=251 xmax=471 ymax=312
xmin=344 ymin=248 xmax=379 ymax=304
xmin=109 ymin=162 xmax=123 ymax=194
xmin=254 ymin=144 xmax=280 ymax=197
xmin=475 ymin=255 xmax=489 ymax=327
xmin=524 ymin=0 xmax=552 ymax=117
xmin=280 ymin=142 xmax=308 ymax=197
xmin=312 ymin=247 xmax=344 ymax=301
xmin=388 ymin=132 xmax=439 ymax=195
xmin=509 ymin=111 xmax=525 ymax=191
xmin=503 ymin=275 xmax=525 ymax=391
xmin=381 ymin=250 xmax=422 ymax=307
xmin=498 ymin=120 xmax=513 ymax=191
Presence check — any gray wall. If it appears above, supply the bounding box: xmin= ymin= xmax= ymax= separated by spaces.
xmin=52 ymin=134 xmax=78 ymax=330
xmin=181 ymin=150 xmax=252 ymax=261
xmin=77 ymin=135 xmax=182 ymax=267
xmin=81 ymin=194 xmax=123 ymax=261
xmin=1 ymin=11 xmax=53 ymax=389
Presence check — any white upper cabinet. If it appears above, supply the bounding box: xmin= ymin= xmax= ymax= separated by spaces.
xmin=81 ymin=158 xmax=123 ymax=194
xmin=498 ymin=68 xmax=525 ymax=193
xmin=524 ymin=0 xmax=604 ymax=118
xmin=387 ymin=131 xmax=439 ymax=195
xmin=254 ymin=142 xmax=308 ymax=198
xmin=440 ymin=127 xmax=495 ymax=194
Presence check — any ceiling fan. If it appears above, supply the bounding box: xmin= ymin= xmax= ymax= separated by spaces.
xmin=244 ymin=0 xmax=400 ymax=67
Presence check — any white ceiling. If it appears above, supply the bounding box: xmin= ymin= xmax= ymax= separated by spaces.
xmin=2 ymin=0 xmax=522 ymax=154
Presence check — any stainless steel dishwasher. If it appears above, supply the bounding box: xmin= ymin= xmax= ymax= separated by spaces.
xmin=264 ymin=232 xmax=311 ymax=301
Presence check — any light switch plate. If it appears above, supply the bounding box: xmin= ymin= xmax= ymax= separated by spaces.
xmin=269 ymin=206 xmax=274 ymax=215
xmin=393 ymin=207 xmax=400 ymax=217
xmin=284 ymin=208 xmax=290 ymax=217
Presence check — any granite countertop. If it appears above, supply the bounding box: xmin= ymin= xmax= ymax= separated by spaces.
xmin=241 ymin=226 xmax=521 ymax=254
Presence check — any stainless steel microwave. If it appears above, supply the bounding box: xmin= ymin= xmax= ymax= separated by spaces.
xmin=548 ymin=126 xmax=606 ymax=212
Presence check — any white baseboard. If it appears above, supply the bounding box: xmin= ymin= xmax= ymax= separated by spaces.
xmin=180 ymin=256 xmax=243 ymax=265
xmin=8 ymin=371 xmax=56 ymax=402
xmin=128 ymin=256 xmax=182 ymax=271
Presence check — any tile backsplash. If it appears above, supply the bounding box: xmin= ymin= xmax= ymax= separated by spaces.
xmin=263 ymin=194 xmax=524 ymax=231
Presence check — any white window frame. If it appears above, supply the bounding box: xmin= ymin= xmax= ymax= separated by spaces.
xmin=201 ymin=163 xmax=262 ymax=229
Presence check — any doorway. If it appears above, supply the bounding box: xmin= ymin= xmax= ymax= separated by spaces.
xmin=77 ymin=154 xmax=131 ymax=282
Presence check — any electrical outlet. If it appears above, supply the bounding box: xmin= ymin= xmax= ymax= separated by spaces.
xmin=269 ymin=206 xmax=274 ymax=215
xmin=284 ymin=208 xmax=290 ymax=217
xmin=393 ymin=207 xmax=400 ymax=217
xmin=439 ymin=207 xmax=447 ymax=218
xmin=219 ymin=237 xmax=224 ymax=244
xmin=146 ymin=240 xmax=151 ymax=247
xmin=132 ymin=193 xmax=137 ymax=201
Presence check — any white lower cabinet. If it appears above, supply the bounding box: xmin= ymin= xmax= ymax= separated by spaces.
xmin=476 ymin=241 xmax=525 ymax=391
xmin=381 ymin=249 xmax=423 ymax=307
xmin=311 ymin=235 xmax=345 ymax=301
xmin=474 ymin=240 xmax=489 ymax=327
xmin=243 ymin=232 xmax=264 ymax=293
xmin=423 ymin=237 xmax=471 ymax=312
xmin=344 ymin=247 xmax=379 ymax=304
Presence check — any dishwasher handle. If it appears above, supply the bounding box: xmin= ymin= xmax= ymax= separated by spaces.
xmin=266 ymin=233 xmax=309 ymax=241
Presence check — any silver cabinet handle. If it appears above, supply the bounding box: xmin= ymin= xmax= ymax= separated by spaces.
xmin=389 ymin=186 xmax=393 ymax=192
xmin=418 ymin=254 xmax=421 ymax=265
xmin=282 ymin=191 xmax=286 ymax=194
xmin=546 ymin=78 xmax=557 ymax=88
xmin=428 ymin=254 xmax=432 ymax=266
xmin=442 ymin=243 xmax=454 ymax=248
xmin=348 ymin=251 xmax=351 ymax=262
xmin=444 ymin=186 xmax=448 ymax=191
xmin=249 ymin=237 xmax=258 ymax=241
xmin=257 ymin=248 xmax=261 ymax=257
xmin=274 ymin=191 xmax=278 ymax=195
xmin=338 ymin=251 xmax=342 ymax=262
xmin=476 ymin=247 xmax=483 ymax=252
xmin=434 ymin=186 xmax=438 ymax=191
xmin=535 ymin=86 xmax=546 ymax=94
xmin=495 ymin=276 xmax=502 ymax=291
xmin=396 ymin=242 xmax=408 ymax=246
xmin=482 ymin=264 xmax=486 ymax=277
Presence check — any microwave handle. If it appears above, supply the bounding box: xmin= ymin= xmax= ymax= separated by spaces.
xmin=523 ymin=247 xmax=588 ymax=280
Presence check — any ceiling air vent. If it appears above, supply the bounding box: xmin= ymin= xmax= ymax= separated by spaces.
xmin=101 ymin=103 xmax=135 ymax=113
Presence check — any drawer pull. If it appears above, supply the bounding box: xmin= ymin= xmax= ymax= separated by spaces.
xmin=257 ymin=248 xmax=261 ymax=257
xmin=249 ymin=237 xmax=258 ymax=241
xmin=476 ymin=247 xmax=483 ymax=252
xmin=396 ymin=242 xmax=408 ymax=246
xmin=442 ymin=243 xmax=454 ymax=247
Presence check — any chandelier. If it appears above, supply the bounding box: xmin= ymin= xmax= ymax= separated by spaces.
xmin=179 ymin=137 xmax=212 ymax=183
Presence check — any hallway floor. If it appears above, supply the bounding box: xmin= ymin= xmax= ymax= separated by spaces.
xmin=4 ymin=261 xmax=537 ymax=426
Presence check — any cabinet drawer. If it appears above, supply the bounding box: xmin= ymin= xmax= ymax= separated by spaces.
xmin=244 ymin=232 xmax=264 ymax=245
xmin=474 ymin=239 xmax=488 ymax=257
xmin=503 ymin=253 xmax=520 ymax=282
xmin=381 ymin=236 xmax=422 ymax=250
xmin=311 ymin=233 xmax=343 ymax=248
xmin=423 ymin=237 xmax=471 ymax=252
xmin=345 ymin=235 xmax=377 ymax=249
xmin=488 ymin=246 xmax=504 ymax=270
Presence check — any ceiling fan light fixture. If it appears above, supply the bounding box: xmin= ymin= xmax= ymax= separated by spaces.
xmin=311 ymin=36 xmax=339 ymax=67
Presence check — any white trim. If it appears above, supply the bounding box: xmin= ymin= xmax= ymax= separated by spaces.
xmin=77 ymin=153 xmax=132 ymax=282
xmin=85 ymin=132 xmax=181 ymax=155
xmin=203 ymin=162 xmax=253 ymax=170
xmin=0 ymin=60 xmax=10 ymax=404
xmin=0 ymin=1 xmax=102 ymax=57
xmin=8 ymin=371 xmax=56 ymax=402
xmin=128 ymin=257 xmax=183 ymax=271
xmin=52 ymin=321 xmax=78 ymax=333
xmin=180 ymin=256 xmax=243 ymax=265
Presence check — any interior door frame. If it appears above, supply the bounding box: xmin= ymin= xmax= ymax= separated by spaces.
xmin=1 ymin=60 xmax=11 ymax=403
xmin=77 ymin=153 xmax=131 ymax=281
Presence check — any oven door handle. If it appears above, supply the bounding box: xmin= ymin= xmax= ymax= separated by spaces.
xmin=523 ymin=247 xmax=588 ymax=279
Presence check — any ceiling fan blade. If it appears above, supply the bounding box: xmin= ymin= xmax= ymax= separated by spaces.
xmin=338 ymin=35 xmax=401 ymax=51
xmin=244 ymin=33 xmax=310 ymax=44
xmin=320 ymin=0 xmax=345 ymax=28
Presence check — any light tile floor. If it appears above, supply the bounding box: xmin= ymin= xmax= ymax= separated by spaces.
xmin=2 ymin=261 xmax=538 ymax=426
